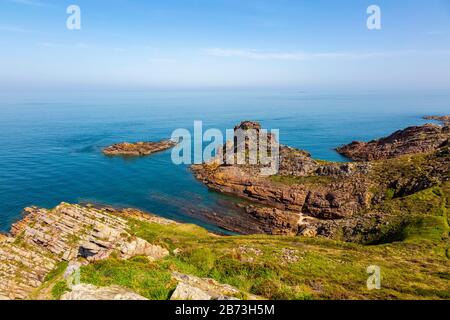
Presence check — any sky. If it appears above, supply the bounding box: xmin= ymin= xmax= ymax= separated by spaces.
xmin=1 ymin=0 xmax=450 ymax=91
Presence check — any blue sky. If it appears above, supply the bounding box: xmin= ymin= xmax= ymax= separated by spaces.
xmin=1 ymin=0 xmax=450 ymax=91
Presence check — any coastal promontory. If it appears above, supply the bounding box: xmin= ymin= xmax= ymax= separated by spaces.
xmin=191 ymin=119 xmax=450 ymax=244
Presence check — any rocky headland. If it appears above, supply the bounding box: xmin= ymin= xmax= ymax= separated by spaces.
xmin=192 ymin=118 xmax=450 ymax=243
xmin=424 ymin=115 xmax=450 ymax=125
xmin=103 ymin=139 xmax=176 ymax=156
xmin=336 ymin=122 xmax=449 ymax=161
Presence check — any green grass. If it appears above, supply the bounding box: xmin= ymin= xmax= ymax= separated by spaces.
xmin=73 ymin=209 xmax=450 ymax=300
xmin=80 ymin=256 xmax=177 ymax=300
xmin=51 ymin=281 xmax=70 ymax=300
xmin=269 ymin=175 xmax=336 ymax=186
xmin=44 ymin=261 xmax=68 ymax=282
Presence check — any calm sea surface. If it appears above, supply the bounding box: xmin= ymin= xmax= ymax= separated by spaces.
xmin=0 ymin=90 xmax=448 ymax=232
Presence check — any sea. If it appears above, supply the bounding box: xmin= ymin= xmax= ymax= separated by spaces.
xmin=0 ymin=89 xmax=448 ymax=233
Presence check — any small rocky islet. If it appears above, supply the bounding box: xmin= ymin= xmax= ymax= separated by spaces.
xmin=1 ymin=116 xmax=449 ymax=300
xmin=102 ymin=139 xmax=177 ymax=156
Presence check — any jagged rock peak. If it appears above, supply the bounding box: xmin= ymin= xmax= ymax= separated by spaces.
xmin=234 ymin=121 xmax=262 ymax=131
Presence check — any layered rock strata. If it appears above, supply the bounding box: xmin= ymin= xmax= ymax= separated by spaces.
xmin=336 ymin=122 xmax=449 ymax=161
xmin=0 ymin=203 xmax=170 ymax=299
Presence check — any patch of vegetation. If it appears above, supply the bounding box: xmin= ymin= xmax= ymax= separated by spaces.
xmin=80 ymin=256 xmax=177 ymax=300
xmin=377 ymin=185 xmax=447 ymax=217
xmin=370 ymin=150 xmax=448 ymax=199
xmin=384 ymin=188 xmax=396 ymax=200
xmin=270 ymin=175 xmax=335 ymax=186
xmin=357 ymin=179 xmax=450 ymax=248
xmin=44 ymin=261 xmax=68 ymax=282
xmin=51 ymin=281 xmax=70 ymax=300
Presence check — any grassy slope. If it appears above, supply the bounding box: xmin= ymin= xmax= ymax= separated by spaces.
xmin=44 ymin=199 xmax=449 ymax=300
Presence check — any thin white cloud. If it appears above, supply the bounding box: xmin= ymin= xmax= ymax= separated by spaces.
xmin=0 ymin=25 xmax=39 ymax=33
xmin=425 ymin=31 xmax=446 ymax=36
xmin=148 ymin=58 xmax=177 ymax=63
xmin=7 ymin=0 xmax=51 ymax=7
xmin=204 ymin=48 xmax=450 ymax=60
xmin=36 ymin=42 xmax=90 ymax=49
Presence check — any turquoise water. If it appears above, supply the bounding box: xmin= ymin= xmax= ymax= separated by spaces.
xmin=0 ymin=90 xmax=448 ymax=232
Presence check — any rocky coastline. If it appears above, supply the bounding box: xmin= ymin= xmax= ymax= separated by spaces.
xmin=1 ymin=116 xmax=449 ymax=300
xmin=191 ymin=117 xmax=450 ymax=242
xmin=424 ymin=115 xmax=450 ymax=125
xmin=0 ymin=203 xmax=258 ymax=300
xmin=336 ymin=122 xmax=449 ymax=161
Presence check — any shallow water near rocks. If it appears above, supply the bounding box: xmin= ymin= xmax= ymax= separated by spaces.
xmin=0 ymin=89 xmax=448 ymax=232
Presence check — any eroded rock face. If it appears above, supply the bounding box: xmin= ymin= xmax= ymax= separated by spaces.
xmin=336 ymin=123 xmax=450 ymax=161
xmin=61 ymin=284 xmax=148 ymax=300
xmin=103 ymin=140 xmax=176 ymax=156
xmin=191 ymin=121 xmax=372 ymax=235
xmin=278 ymin=147 xmax=319 ymax=177
xmin=0 ymin=203 xmax=170 ymax=300
xmin=243 ymin=206 xmax=301 ymax=235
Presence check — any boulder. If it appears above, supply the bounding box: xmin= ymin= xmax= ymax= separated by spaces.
xmin=170 ymin=282 xmax=212 ymax=300
xmin=170 ymin=273 xmax=242 ymax=300
xmin=61 ymin=284 xmax=148 ymax=300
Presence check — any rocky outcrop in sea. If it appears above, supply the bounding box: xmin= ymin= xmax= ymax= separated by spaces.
xmin=191 ymin=118 xmax=450 ymax=241
xmin=336 ymin=122 xmax=449 ymax=161
xmin=103 ymin=139 xmax=176 ymax=156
